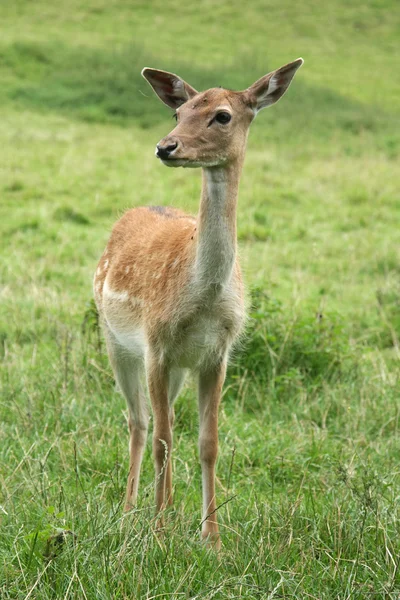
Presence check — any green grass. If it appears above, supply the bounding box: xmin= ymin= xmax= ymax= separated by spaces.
xmin=1 ymin=1 xmax=400 ymax=597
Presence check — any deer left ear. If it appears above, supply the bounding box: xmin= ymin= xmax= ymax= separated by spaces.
xmin=246 ymin=58 xmax=304 ymax=112
xmin=141 ymin=68 xmax=198 ymax=110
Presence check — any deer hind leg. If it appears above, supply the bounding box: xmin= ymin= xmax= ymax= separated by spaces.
xmin=104 ymin=326 xmax=148 ymax=511
xmin=198 ymin=359 xmax=227 ymax=549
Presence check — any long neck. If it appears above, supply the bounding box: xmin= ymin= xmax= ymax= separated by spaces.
xmin=194 ymin=160 xmax=243 ymax=291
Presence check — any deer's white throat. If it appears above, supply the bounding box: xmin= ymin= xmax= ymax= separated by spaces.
xmin=194 ymin=166 xmax=239 ymax=293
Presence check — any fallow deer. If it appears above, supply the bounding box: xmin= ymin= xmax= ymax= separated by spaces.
xmin=93 ymin=58 xmax=303 ymax=548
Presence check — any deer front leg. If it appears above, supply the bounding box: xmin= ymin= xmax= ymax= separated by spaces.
xmin=146 ymin=354 xmax=172 ymax=522
xmin=103 ymin=325 xmax=149 ymax=512
xmin=165 ymin=406 xmax=175 ymax=506
xmin=198 ymin=359 xmax=227 ymax=549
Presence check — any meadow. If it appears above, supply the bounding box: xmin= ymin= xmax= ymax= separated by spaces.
xmin=1 ymin=1 xmax=400 ymax=598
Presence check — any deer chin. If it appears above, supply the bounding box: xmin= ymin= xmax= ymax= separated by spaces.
xmin=161 ymin=157 xmax=228 ymax=169
xmin=159 ymin=157 xmax=189 ymax=168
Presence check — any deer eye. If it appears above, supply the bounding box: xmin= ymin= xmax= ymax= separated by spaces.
xmin=215 ymin=112 xmax=231 ymax=124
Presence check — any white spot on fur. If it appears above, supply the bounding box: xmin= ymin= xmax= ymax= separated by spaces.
xmin=103 ymin=279 xmax=128 ymax=302
xmin=104 ymin=259 xmax=109 ymax=270
xmin=171 ymin=258 xmax=180 ymax=268
xmin=125 ymin=266 xmax=130 ymax=274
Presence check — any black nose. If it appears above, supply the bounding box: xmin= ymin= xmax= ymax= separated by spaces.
xmin=156 ymin=142 xmax=178 ymax=160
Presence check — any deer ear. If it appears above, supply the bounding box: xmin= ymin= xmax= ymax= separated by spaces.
xmin=141 ymin=68 xmax=198 ymax=109
xmin=246 ymin=58 xmax=303 ymax=112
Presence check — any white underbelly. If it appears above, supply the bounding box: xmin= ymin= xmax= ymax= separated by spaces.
xmin=104 ymin=299 xmax=241 ymax=370
xmin=106 ymin=319 xmax=223 ymax=369
xmin=172 ymin=319 xmax=229 ymax=369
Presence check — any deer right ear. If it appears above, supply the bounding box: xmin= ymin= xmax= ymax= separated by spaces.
xmin=141 ymin=68 xmax=198 ymax=110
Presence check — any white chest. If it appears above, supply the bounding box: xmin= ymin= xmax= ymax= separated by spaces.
xmin=168 ymin=294 xmax=245 ymax=370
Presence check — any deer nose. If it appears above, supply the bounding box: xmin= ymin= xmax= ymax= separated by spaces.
xmin=156 ymin=141 xmax=178 ymax=160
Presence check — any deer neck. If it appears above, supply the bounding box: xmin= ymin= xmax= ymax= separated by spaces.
xmin=194 ymin=159 xmax=243 ymax=293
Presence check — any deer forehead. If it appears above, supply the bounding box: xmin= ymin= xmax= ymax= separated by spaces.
xmin=178 ymin=88 xmax=246 ymax=117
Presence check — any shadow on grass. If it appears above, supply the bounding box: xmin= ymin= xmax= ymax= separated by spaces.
xmin=0 ymin=40 xmax=395 ymax=143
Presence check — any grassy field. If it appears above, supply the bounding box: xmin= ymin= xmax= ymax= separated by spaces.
xmin=1 ymin=1 xmax=400 ymax=598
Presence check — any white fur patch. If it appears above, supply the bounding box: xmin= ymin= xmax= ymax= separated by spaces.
xmin=267 ymin=75 xmax=280 ymax=95
xmin=173 ymin=79 xmax=184 ymax=92
xmin=111 ymin=325 xmax=146 ymax=357
xmin=103 ymin=279 xmax=128 ymax=302
xmin=171 ymin=258 xmax=180 ymax=268
xmin=194 ymin=169 xmax=235 ymax=291
xmin=130 ymin=296 xmax=144 ymax=308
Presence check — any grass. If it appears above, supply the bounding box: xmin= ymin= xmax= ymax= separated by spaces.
xmin=1 ymin=0 xmax=400 ymax=597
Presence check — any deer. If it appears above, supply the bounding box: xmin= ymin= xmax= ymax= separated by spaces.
xmin=93 ymin=58 xmax=303 ymax=548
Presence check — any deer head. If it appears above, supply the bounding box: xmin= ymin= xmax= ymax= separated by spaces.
xmin=142 ymin=58 xmax=303 ymax=168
